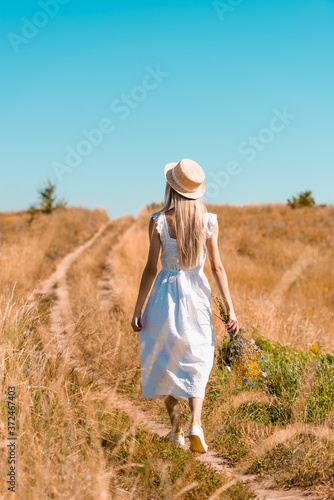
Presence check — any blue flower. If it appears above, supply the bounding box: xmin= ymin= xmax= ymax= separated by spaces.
xmin=247 ymin=365 xmax=250 ymax=369
xmin=260 ymin=356 xmax=265 ymax=360
xmin=26 ymin=368 xmax=30 ymax=373
xmin=26 ymin=385 xmax=30 ymax=389
xmin=27 ymin=330 xmax=33 ymax=334
xmin=243 ymin=378 xmax=247 ymax=384
xmin=251 ymin=382 xmax=255 ymax=386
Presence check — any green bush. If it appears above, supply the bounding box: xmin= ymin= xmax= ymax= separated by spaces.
xmin=29 ymin=179 xmax=67 ymax=220
xmin=287 ymin=190 xmax=316 ymax=208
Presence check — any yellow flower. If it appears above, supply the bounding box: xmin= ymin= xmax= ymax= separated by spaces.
xmin=309 ymin=344 xmax=320 ymax=355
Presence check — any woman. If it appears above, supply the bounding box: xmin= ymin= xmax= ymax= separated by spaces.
xmin=131 ymin=158 xmax=239 ymax=453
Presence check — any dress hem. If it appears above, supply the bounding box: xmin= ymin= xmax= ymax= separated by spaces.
xmin=142 ymin=392 xmax=205 ymax=401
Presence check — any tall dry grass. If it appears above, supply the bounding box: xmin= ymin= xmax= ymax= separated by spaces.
xmin=62 ymin=216 xmax=257 ymax=499
xmin=1 ymin=203 xmax=334 ymax=498
xmin=87 ymin=203 xmax=333 ymax=497
xmin=66 ymin=217 xmax=139 ymax=389
xmin=205 ymin=203 xmax=334 ymax=350
xmin=1 ymin=212 xmax=242 ymax=499
xmin=122 ymin=203 xmax=334 ymax=350
xmin=0 ymin=207 xmax=109 ymax=298
xmin=0 ymin=290 xmax=116 ymax=498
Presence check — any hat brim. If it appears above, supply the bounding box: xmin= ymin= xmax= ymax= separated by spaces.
xmin=164 ymin=162 xmax=205 ymax=200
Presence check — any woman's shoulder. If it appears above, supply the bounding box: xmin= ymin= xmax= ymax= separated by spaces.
xmin=205 ymin=211 xmax=218 ymax=222
xmin=150 ymin=210 xmax=165 ymax=239
xmin=205 ymin=212 xmax=218 ymax=238
xmin=151 ymin=209 xmax=174 ymax=223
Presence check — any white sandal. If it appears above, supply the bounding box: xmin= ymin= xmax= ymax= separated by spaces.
xmin=187 ymin=423 xmax=208 ymax=453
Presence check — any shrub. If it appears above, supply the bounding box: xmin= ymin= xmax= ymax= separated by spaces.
xmin=29 ymin=179 xmax=67 ymax=220
xmin=287 ymin=190 xmax=316 ymax=209
xmin=37 ymin=179 xmax=67 ymax=213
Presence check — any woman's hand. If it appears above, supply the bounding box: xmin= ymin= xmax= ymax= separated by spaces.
xmin=225 ymin=311 xmax=239 ymax=337
xmin=131 ymin=311 xmax=143 ymax=332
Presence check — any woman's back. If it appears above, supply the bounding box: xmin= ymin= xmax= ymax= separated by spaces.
xmin=152 ymin=209 xmax=217 ymax=272
xmin=138 ymin=206 xmax=217 ymax=402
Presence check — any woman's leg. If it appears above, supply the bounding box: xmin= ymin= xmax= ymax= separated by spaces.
xmin=164 ymin=395 xmax=183 ymax=433
xmin=188 ymin=397 xmax=203 ymax=427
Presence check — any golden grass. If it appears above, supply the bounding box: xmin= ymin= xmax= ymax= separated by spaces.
xmin=1 ymin=203 xmax=334 ymax=498
xmin=130 ymin=203 xmax=334 ymax=350
xmin=0 ymin=292 xmax=113 ymax=498
xmin=0 ymin=293 xmax=251 ymax=498
xmin=230 ymin=391 xmax=277 ymax=410
xmin=66 ymin=217 xmax=139 ymax=389
xmin=0 ymin=207 xmax=109 ymax=298
xmin=239 ymin=423 xmax=334 ymax=474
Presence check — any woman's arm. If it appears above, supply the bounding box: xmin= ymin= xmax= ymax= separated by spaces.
xmin=131 ymin=216 xmax=161 ymax=332
xmin=206 ymin=219 xmax=239 ymax=335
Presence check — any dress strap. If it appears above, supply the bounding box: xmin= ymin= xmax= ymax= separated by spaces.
xmin=152 ymin=211 xmax=164 ymax=240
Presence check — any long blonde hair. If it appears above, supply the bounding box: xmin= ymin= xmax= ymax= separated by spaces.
xmin=159 ymin=182 xmax=207 ymax=269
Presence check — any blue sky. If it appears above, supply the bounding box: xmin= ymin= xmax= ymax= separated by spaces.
xmin=1 ymin=0 xmax=333 ymax=219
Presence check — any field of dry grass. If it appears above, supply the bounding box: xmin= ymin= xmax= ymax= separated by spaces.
xmin=130 ymin=203 xmax=334 ymax=351
xmin=1 ymin=203 xmax=333 ymax=499
xmin=0 ymin=207 xmax=109 ymax=298
xmin=205 ymin=203 xmax=334 ymax=350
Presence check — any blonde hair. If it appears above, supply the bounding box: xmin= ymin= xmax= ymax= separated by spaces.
xmin=159 ymin=182 xmax=207 ymax=269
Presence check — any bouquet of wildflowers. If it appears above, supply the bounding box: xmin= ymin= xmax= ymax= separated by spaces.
xmin=212 ymin=295 xmax=267 ymax=386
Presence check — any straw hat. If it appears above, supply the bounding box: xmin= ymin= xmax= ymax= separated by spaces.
xmin=164 ymin=159 xmax=205 ymax=199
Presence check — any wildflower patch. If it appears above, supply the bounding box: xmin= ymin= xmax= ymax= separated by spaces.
xmin=212 ymin=295 xmax=266 ymax=386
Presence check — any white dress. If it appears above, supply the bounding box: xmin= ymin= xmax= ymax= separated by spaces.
xmin=138 ymin=210 xmax=218 ymax=401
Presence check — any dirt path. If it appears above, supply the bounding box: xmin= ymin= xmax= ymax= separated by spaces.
xmin=33 ymin=216 xmax=321 ymax=500
xmin=267 ymin=246 xmax=318 ymax=309
xmin=31 ymin=221 xmax=112 ymax=301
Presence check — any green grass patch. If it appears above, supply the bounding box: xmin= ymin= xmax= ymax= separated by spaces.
xmin=204 ymin=335 xmax=334 ymax=493
xmin=103 ymin=417 xmax=255 ymax=499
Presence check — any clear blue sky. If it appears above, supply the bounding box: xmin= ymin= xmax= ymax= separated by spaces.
xmin=1 ymin=0 xmax=333 ymax=219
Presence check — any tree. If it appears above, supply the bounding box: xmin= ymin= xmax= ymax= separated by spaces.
xmin=28 ymin=179 xmax=67 ymax=221
xmin=287 ymin=190 xmax=316 ymax=209
xmin=37 ymin=179 xmax=67 ymax=213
